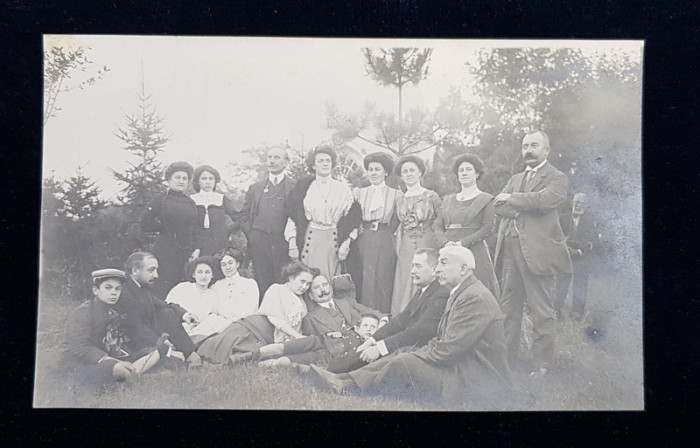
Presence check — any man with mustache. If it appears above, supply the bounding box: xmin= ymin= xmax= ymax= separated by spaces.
xmin=306 ymin=246 xmax=510 ymax=404
xmin=114 ymin=251 xmax=203 ymax=368
xmin=239 ymin=146 xmax=296 ymax=300
xmin=234 ymin=273 xmax=384 ymax=371
xmin=493 ymin=131 xmax=572 ymax=378
xmin=353 ymin=248 xmax=450 ymax=365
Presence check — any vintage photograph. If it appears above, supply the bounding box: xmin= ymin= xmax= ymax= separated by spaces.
xmin=35 ymin=35 xmax=643 ymax=410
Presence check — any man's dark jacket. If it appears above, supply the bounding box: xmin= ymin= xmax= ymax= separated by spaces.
xmin=371 ymin=279 xmax=450 ymax=353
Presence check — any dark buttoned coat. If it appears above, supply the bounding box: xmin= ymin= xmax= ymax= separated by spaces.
xmin=370 ymin=280 xmax=450 ymax=353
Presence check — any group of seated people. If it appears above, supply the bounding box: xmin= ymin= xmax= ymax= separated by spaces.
xmin=65 ymin=242 xmax=511 ymax=404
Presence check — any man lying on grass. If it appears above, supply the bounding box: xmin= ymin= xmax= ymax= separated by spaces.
xmin=230 ymin=273 xmax=384 ymax=372
xmin=65 ymin=269 xmax=171 ymax=385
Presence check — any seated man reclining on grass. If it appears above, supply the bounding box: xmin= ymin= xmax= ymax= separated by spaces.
xmin=306 ymin=247 xmax=512 ymax=406
xmin=230 ymin=272 xmax=385 ymax=372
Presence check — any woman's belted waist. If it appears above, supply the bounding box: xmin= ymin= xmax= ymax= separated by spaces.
xmin=362 ymin=221 xmax=389 ymax=231
xmin=308 ymin=222 xmax=338 ymax=231
xmin=445 ymin=223 xmax=480 ymax=230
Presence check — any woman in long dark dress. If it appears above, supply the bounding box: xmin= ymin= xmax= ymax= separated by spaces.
xmin=196 ymin=260 xmax=315 ymax=365
xmin=433 ymin=154 xmax=500 ymax=298
xmin=141 ymin=161 xmax=199 ymax=300
xmin=191 ymin=165 xmax=240 ymax=256
xmin=352 ymin=153 xmax=401 ymax=314
xmin=391 ymin=155 xmax=441 ymax=314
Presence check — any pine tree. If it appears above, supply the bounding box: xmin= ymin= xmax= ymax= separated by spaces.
xmin=112 ymin=73 xmax=168 ymax=211
xmin=60 ymin=166 xmax=107 ymax=221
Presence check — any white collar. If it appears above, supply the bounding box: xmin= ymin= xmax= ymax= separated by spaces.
xmin=268 ymin=173 xmax=285 ymax=184
xmin=525 ymin=160 xmax=547 ymax=173
xmin=369 ymin=181 xmax=387 ymax=190
xmin=315 ymin=175 xmax=332 ymax=185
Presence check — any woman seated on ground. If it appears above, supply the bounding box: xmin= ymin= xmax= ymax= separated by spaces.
xmin=196 ymin=260 xmax=316 ymax=365
xmin=165 ymin=256 xmax=229 ymax=342
xmin=210 ymin=247 xmax=259 ymax=322
xmin=65 ymin=269 xmax=169 ymax=385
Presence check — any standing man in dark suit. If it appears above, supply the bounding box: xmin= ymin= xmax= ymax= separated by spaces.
xmin=239 ymin=146 xmax=296 ymax=300
xmin=554 ymin=192 xmax=602 ymax=321
xmin=114 ymin=251 xmax=203 ymax=367
xmin=354 ymin=247 xmax=450 ymax=364
xmin=307 ymin=246 xmax=511 ymax=405
xmin=493 ymin=130 xmax=572 ymax=377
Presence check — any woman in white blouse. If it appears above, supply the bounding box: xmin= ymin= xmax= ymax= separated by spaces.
xmin=196 ymin=260 xmax=316 ymax=364
xmin=211 ymin=247 xmax=260 ymax=322
xmin=285 ymin=145 xmax=362 ymax=282
xmin=352 ymin=153 xmax=402 ymax=314
xmin=165 ymin=257 xmax=221 ymax=339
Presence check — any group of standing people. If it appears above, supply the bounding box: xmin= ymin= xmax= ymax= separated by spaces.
xmin=139 ymin=143 xmax=507 ymax=317
xmin=65 ymin=130 xmax=600 ymax=401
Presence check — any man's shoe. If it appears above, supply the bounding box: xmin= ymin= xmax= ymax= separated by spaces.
xmin=291 ymin=362 xmax=311 ymax=375
xmin=229 ymin=352 xmax=254 ymax=366
xmin=186 ymin=351 xmax=203 ymax=369
xmin=308 ymin=365 xmax=356 ymax=394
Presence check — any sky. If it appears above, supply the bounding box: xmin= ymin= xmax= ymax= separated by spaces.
xmin=42 ymin=36 xmax=642 ymax=200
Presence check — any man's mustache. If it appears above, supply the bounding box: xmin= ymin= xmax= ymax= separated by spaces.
xmin=318 ymin=289 xmax=332 ymax=297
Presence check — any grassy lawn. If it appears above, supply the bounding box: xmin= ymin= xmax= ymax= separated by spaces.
xmin=34 ymin=274 xmax=643 ymax=411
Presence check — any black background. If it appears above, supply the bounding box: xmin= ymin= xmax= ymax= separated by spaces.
xmin=1 ymin=0 xmax=698 ymax=446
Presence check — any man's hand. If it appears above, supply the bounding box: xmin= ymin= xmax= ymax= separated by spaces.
xmin=337 ymin=239 xmax=351 ymax=261
xmin=112 ymin=361 xmax=135 ymax=381
xmin=326 ymin=331 xmax=343 ymax=339
xmin=183 ymin=312 xmax=200 ymax=325
xmin=355 ymin=337 xmax=376 ymax=352
xmin=189 ymin=249 xmax=201 ymax=262
xmin=494 ymin=193 xmax=511 ymax=204
xmin=358 ymin=346 xmax=382 ymax=363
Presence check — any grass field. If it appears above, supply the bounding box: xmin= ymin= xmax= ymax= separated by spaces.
xmin=33 ymin=273 xmax=643 ymax=411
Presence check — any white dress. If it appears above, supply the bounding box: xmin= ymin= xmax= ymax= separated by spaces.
xmin=165 ymin=282 xmax=224 ymax=336
xmin=211 ymin=274 xmax=260 ymax=322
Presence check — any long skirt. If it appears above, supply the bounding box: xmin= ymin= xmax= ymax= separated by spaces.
xmin=391 ymin=225 xmax=439 ymax=315
xmin=356 ymin=227 xmax=397 ymax=314
xmin=196 ymin=317 xmax=274 ymax=364
xmin=300 ymin=225 xmax=339 ymax=282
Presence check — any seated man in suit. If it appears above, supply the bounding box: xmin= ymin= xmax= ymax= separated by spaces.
xmin=307 ymin=246 xmax=511 ymax=405
xmin=354 ymin=248 xmax=450 ymax=365
xmin=235 ymin=272 xmax=384 ymax=371
xmin=114 ymin=251 xmax=203 ymax=368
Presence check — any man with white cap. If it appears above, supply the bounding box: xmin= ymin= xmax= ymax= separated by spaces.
xmin=66 ymin=268 xmax=168 ymax=383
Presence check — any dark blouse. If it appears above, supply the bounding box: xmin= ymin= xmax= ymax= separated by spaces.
xmin=192 ymin=193 xmax=240 ymax=256
xmin=141 ymin=190 xmax=198 ymax=253
xmin=433 ymin=193 xmax=496 ymax=247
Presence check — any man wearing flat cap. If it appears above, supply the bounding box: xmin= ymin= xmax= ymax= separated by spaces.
xmin=65 ymin=269 xmax=166 ymax=384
